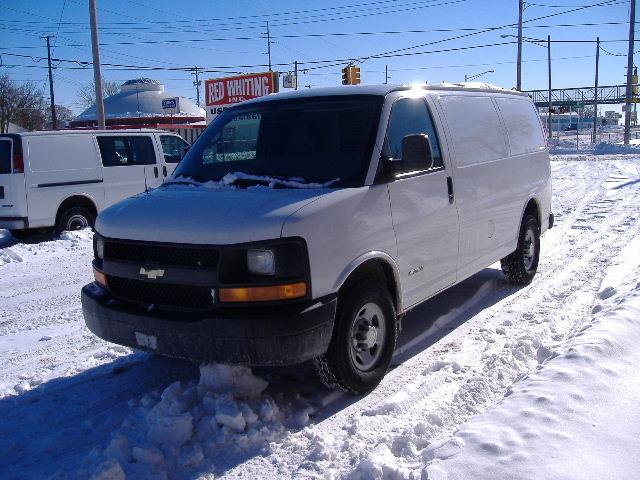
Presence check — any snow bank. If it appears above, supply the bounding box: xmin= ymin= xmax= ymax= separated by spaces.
xmin=550 ymin=141 xmax=640 ymax=155
xmin=84 ymin=364 xmax=314 ymax=479
xmin=0 ymin=229 xmax=92 ymax=266
xmin=351 ymin=234 xmax=640 ymax=479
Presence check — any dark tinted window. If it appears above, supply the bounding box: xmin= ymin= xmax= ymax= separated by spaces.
xmin=160 ymin=135 xmax=189 ymax=163
xmin=97 ymin=136 xmax=156 ymax=167
xmin=174 ymin=95 xmax=383 ymax=187
xmin=0 ymin=140 xmax=11 ymax=174
xmin=385 ymin=98 xmax=443 ymax=173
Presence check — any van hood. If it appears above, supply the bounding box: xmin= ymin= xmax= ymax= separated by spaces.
xmin=95 ymin=185 xmax=329 ymax=244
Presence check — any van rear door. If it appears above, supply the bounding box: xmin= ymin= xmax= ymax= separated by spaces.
xmin=0 ymin=135 xmax=28 ymax=225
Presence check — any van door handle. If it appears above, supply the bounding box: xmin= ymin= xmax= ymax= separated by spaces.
xmin=447 ymin=176 xmax=454 ymax=204
xmin=162 ymin=165 xmax=167 ymax=177
xmin=153 ymin=166 xmax=159 ymax=178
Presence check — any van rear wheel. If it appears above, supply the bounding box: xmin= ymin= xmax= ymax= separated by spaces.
xmin=501 ymin=214 xmax=540 ymax=285
xmin=56 ymin=206 xmax=95 ymax=234
xmin=314 ymin=279 xmax=397 ymax=395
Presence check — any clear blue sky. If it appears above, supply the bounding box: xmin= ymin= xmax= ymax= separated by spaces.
xmin=0 ymin=0 xmax=633 ymax=114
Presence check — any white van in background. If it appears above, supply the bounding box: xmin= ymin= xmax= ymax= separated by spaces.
xmin=82 ymin=84 xmax=553 ymax=394
xmin=0 ymin=130 xmax=189 ymax=235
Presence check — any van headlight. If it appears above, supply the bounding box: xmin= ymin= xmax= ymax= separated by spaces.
xmin=247 ymin=249 xmax=275 ymax=275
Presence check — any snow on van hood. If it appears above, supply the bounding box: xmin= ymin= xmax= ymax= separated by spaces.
xmin=95 ymin=184 xmax=330 ymax=244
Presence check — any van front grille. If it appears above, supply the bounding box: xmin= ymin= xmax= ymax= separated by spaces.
xmin=107 ymin=276 xmax=214 ymax=310
xmin=104 ymin=241 xmax=219 ymax=268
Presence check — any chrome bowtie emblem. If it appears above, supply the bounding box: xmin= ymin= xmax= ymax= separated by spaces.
xmin=139 ymin=267 xmax=165 ymax=280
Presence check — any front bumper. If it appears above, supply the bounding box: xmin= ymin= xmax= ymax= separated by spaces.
xmin=81 ymin=282 xmax=336 ymax=366
xmin=0 ymin=216 xmax=27 ymax=230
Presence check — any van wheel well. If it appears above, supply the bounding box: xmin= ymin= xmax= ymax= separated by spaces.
xmin=524 ymin=198 xmax=540 ymax=226
xmin=339 ymin=259 xmax=400 ymax=315
xmin=56 ymin=196 xmax=97 ymax=227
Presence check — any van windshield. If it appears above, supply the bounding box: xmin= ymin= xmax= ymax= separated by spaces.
xmin=0 ymin=139 xmax=11 ymax=174
xmin=173 ymin=95 xmax=383 ymax=188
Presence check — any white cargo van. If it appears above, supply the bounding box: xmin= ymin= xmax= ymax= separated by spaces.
xmin=82 ymin=84 xmax=553 ymax=394
xmin=0 ymin=130 xmax=189 ymax=235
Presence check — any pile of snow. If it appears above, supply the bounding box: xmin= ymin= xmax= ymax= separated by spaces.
xmin=0 ymin=229 xmax=92 ymax=266
xmin=84 ymin=364 xmax=315 ymax=479
xmin=351 ymin=234 xmax=640 ymax=480
xmin=550 ymin=141 xmax=640 ymax=155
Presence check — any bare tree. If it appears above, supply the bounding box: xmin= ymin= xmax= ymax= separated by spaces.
xmin=0 ymin=74 xmax=48 ymax=132
xmin=46 ymin=105 xmax=76 ymax=129
xmin=76 ymin=80 xmax=121 ymax=108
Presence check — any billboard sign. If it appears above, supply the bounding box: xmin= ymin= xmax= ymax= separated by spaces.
xmin=161 ymin=97 xmax=179 ymax=114
xmin=205 ymin=72 xmax=278 ymax=123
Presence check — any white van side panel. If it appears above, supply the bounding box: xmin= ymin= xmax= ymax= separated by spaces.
xmin=24 ymin=135 xmax=105 ymax=228
xmin=434 ymin=92 xmax=549 ymax=281
xmin=281 ymin=185 xmax=398 ymax=302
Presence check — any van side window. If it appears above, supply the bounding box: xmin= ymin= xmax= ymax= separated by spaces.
xmin=98 ymin=136 xmax=156 ymax=167
xmin=385 ymin=98 xmax=443 ymax=173
xmin=160 ymin=135 xmax=189 ymax=163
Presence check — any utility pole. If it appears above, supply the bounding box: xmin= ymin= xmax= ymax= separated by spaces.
xmin=593 ymin=37 xmax=600 ymax=143
xmin=89 ymin=0 xmax=105 ymax=129
xmin=44 ymin=35 xmax=57 ymax=130
xmin=266 ymin=21 xmax=272 ymax=72
xmin=624 ymin=0 xmax=636 ymax=144
xmin=385 ymin=65 xmax=389 ymax=84
xmin=547 ymin=35 xmax=552 ymax=139
xmin=192 ymin=67 xmax=201 ymax=107
xmin=294 ymin=61 xmax=298 ymax=90
xmin=517 ymin=0 xmax=524 ymax=91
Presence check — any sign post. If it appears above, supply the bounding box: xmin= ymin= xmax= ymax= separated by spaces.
xmin=205 ymin=72 xmax=279 ymax=123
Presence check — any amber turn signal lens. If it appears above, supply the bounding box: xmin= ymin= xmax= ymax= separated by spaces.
xmin=219 ymin=282 xmax=307 ymax=303
xmin=93 ymin=268 xmax=108 ymax=288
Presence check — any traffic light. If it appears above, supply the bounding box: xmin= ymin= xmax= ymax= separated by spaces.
xmin=351 ymin=66 xmax=361 ymax=85
xmin=341 ymin=66 xmax=361 ymax=85
xmin=341 ymin=66 xmax=351 ymax=85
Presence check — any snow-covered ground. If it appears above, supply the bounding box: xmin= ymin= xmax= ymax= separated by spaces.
xmin=1 ymin=154 xmax=640 ymax=479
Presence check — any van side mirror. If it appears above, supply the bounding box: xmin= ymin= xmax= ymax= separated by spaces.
xmin=401 ymin=134 xmax=433 ymax=170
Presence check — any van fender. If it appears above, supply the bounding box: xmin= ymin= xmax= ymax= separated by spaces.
xmin=332 ymin=251 xmax=403 ymax=314
xmin=55 ymin=192 xmax=99 ymax=218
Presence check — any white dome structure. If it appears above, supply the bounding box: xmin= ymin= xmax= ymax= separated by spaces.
xmin=72 ymin=78 xmax=205 ymax=127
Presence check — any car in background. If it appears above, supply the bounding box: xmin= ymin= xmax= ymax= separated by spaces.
xmin=0 ymin=130 xmax=189 ymax=236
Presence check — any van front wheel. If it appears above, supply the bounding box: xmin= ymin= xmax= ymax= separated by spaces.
xmin=501 ymin=214 xmax=540 ymax=285
xmin=56 ymin=206 xmax=95 ymax=234
xmin=314 ymin=279 xmax=397 ymax=395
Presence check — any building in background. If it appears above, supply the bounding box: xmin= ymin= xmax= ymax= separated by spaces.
xmin=70 ymin=78 xmax=207 ymax=142
xmin=539 ymin=112 xmax=607 ymax=132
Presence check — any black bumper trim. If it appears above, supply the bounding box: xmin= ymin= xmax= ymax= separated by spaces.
xmin=81 ymin=283 xmax=336 ymax=366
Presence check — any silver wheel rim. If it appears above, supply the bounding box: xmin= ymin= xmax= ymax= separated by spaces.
xmin=523 ymin=228 xmax=536 ymax=272
xmin=66 ymin=214 xmax=88 ymax=231
xmin=348 ymin=302 xmax=386 ymax=372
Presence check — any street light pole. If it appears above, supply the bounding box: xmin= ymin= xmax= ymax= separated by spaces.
xmin=517 ymin=0 xmax=524 ymax=90
xmin=593 ymin=37 xmax=600 ymax=143
xmin=547 ymin=35 xmax=552 ymax=139
xmin=44 ymin=35 xmax=57 ymax=130
xmin=624 ymin=0 xmax=636 ymax=144
xmin=89 ymin=0 xmax=105 ymax=129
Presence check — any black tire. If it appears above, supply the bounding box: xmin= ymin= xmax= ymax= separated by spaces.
xmin=500 ymin=214 xmax=540 ymax=285
xmin=55 ymin=206 xmax=95 ymax=235
xmin=314 ymin=278 xmax=397 ymax=395
xmin=10 ymin=229 xmax=32 ymax=240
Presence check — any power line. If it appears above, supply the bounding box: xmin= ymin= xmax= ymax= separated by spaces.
xmin=2 ymin=21 xmax=635 ymax=50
